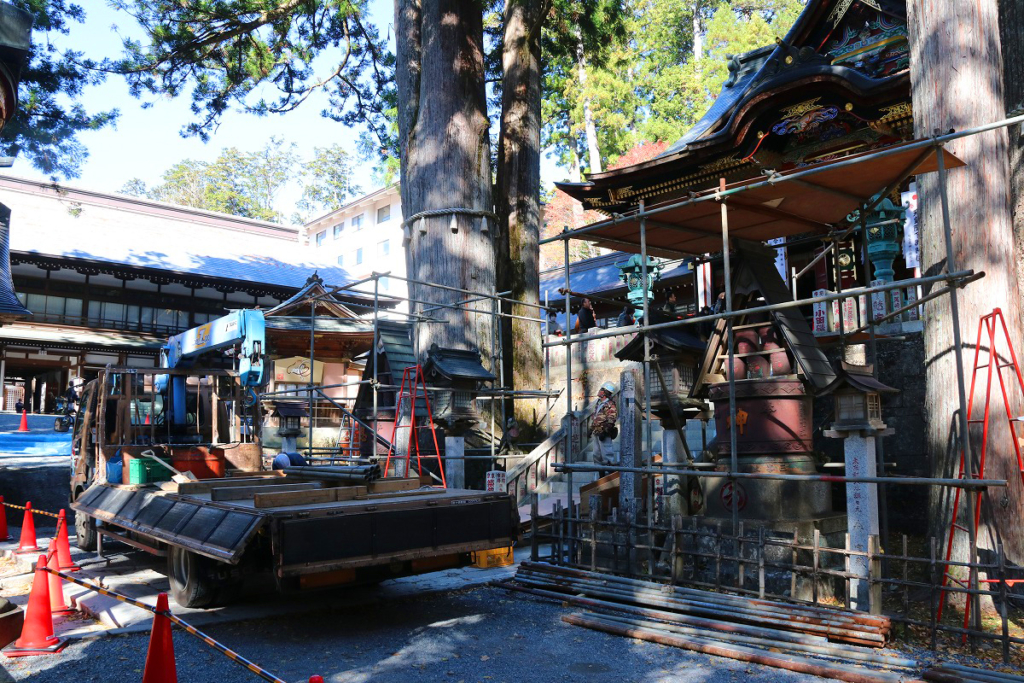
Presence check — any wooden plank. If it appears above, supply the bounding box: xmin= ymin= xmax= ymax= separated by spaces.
xmin=211 ymin=482 xmax=321 ymax=502
xmin=177 ymin=476 xmax=293 ymax=495
xmin=254 ymin=485 xmax=368 ymax=509
xmin=368 ymin=478 xmax=422 ymax=494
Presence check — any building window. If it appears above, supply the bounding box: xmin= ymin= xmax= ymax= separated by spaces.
xmin=355 ymin=248 xmax=363 ymax=265
xmin=352 ymin=214 xmax=364 ymax=230
xmin=315 ymin=231 xmax=326 ymax=247
xmin=337 ymin=254 xmax=344 ymax=267
xmin=378 ymin=239 xmax=389 ymax=257
xmin=377 ymin=205 xmax=391 ymax=223
xmin=333 ymin=222 xmax=344 ymax=239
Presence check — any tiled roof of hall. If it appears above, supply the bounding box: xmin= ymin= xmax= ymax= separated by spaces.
xmin=0 ymin=174 xmax=367 ymax=297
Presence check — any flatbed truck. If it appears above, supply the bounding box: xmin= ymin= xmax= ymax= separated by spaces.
xmin=69 ymin=366 xmax=518 ymax=608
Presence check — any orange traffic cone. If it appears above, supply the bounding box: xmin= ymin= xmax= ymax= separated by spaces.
xmin=142 ymin=593 xmax=177 ymax=683
xmin=310 ymin=677 xmax=325 ymax=683
xmin=54 ymin=510 xmax=78 ymax=572
xmin=46 ymin=541 xmax=73 ymax=615
xmin=144 ymin=412 xmax=150 ymax=425
xmin=16 ymin=501 xmax=38 ymax=553
xmin=0 ymin=496 xmax=10 ymax=541
xmin=2 ymin=555 xmax=65 ymax=656
xmin=16 ymin=409 xmax=28 ymax=432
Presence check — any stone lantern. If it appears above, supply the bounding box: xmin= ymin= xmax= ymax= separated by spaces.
xmin=864 ymin=197 xmax=906 ymax=283
xmin=821 ymin=362 xmax=897 ymax=613
xmin=271 ymin=401 xmax=306 ymax=454
xmin=616 ymin=254 xmax=662 ymax=321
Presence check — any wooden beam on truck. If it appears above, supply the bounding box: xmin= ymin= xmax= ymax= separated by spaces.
xmin=254 ymin=485 xmax=369 ymax=509
xmin=367 ymin=478 xmax=422 ymax=494
xmin=177 ymin=476 xmax=294 ymax=495
xmin=211 ymin=482 xmax=322 ymax=502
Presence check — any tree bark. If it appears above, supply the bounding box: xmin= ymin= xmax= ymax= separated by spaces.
xmin=999 ymin=0 xmax=1024 ymax=300
xmin=496 ymin=0 xmax=544 ymax=434
xmin=575 ymin=39 xmax=602 ymax=174
xmin=395 ymin=0 xmax=495 ymax=359
xmin=908 ymin=0 xmax=1024 ymax=569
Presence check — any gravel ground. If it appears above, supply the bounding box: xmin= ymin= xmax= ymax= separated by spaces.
xmin=1 ymin=585 xmax=839 ymax=683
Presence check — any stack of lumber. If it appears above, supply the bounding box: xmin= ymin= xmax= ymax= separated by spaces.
xmin=924 ymin=664 xmax=1024 ymax=683
xmin=501 ymin=562 xmax=920 ymax=683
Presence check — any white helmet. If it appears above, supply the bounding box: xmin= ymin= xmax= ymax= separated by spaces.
xmin=600 ymin=381 xmax=617 ymax=395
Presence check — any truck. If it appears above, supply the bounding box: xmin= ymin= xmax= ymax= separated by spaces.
xmin=69 ymin=311 xmax=518 ymax=608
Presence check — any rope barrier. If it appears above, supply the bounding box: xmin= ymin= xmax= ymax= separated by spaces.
xmin=41 ymin=566 xmax=290 ymax=683
xmin=2 ymin=501 xmax=61 ymax=518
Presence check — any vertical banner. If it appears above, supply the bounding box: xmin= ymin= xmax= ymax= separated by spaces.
xmin=831 ymin=297 xmax=841 ymax=332
xmin=889 ymin=288 xmax=903 ymax=321
xmin=905 ymin=286 xmax=920 ymax=321
xmin=812 ymin=289 xmax=830 ymax=332
xmin=870 ymin=279 xmax=887 ymax=321
xmin=696 ymin=261 xmax=713 ymax=309
xmin=842 ymin=297 xmax=858 ymax=332
xmin=768 ymin=237 xmax=788 ymax=285
xmin=902 ymin=184 xmax=919 ymax=270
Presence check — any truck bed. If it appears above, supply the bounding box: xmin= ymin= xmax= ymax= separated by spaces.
xmin=72 ymin=477 xmax=519 ymax=578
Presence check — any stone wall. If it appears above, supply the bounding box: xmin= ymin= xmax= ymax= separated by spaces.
xmin=814 ymin=333 xmax=928 ymax=534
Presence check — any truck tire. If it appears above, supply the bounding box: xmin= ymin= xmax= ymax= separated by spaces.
xmin=74 ymin=507 xmax=96 ymax=551
xmin=167 ymin=546 xmax=218 ymax=609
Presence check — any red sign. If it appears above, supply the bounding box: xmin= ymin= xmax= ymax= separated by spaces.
xmin=720 ymin=481 xmax=747 ymax=512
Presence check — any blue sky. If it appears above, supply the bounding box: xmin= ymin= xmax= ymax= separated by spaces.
xmin=6 ymin=1 xmax=564 ymax=220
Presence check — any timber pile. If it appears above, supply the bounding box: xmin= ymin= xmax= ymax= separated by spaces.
xmin=281 ymin=464 xmax=382 ymax=483
xmin=502 ymin=562 xmax=916 ymax=683
xmin=924 ymin=664 xmax=1024 ymax=683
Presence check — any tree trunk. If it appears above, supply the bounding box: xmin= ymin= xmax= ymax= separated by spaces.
xmin=692 ymin=9 xmax=703 ymax=61
xmin=496 ymin=0 xmax=544 ymax=434
xmin=568 ymin=143 xmax=585 ymax=228
xmin=395 ymin=0 xmax=495 ymax=360
xmin=999 ymin=0 xmax=1024 ymax=300
xmin=908 ymin=0 xmax=1024 ymax=571
xmin=575 ymin=40 xmax=602 ymax=174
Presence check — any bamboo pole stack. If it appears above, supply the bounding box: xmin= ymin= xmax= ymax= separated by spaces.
xmin=281 ymin=464 xmax=382 ymax=483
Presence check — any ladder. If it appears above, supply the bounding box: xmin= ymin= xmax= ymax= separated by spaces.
xmin=938 ymin=308 xmax=1024 ymax=631
xmin=383 ymin=365 xmax=446 ymax=487
xmin=333 ymin=411 xmax=362 ymax=464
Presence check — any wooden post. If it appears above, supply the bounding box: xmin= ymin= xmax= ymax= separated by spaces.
xmin=868 ymin=534 xmax=882 ymax=616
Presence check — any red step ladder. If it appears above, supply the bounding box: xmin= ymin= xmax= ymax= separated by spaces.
xmin=383 ymin=365 xmax=446 ymax=487
xmin=938 ymin=308 xmax=1024 ymax=632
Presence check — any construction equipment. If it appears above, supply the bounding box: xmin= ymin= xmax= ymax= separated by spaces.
xmin=158 ymin=309 xmax=266 ymax=427
xmin=383 ymin=365 xmax=446 ymax=486
xmin=938 ymin=308 xmax=1024 ymax=631
xmin=69 ymin=363 xmax=518 ymax=609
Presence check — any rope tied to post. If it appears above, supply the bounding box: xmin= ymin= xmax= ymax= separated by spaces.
xmin=401 ymin=207 xmax=499 ymax=246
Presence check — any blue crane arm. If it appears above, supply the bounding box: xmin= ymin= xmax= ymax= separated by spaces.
xmin=158 ymin=309 xmax=266 ymax=428
xmin=161 ymin=309 xmax=267 ymax=387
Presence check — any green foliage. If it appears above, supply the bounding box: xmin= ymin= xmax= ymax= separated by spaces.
xmin=543 ymin=0 xmax=806 ymax=176
xmin=297 ymin=143 xmax=362 ymax=219
xmin=140 ymin=137 xmax=301 ymax=222
xmin=112 ymin=0 xmax=396 ymax=159
xmin=0 ymin=0 xmax=118 ymax=179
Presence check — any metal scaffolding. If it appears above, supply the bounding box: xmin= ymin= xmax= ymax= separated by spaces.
xmin=535 ymin=112 xmax=1024 ymax=654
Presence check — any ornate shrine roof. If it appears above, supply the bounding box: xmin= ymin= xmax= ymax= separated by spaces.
xmin=557 ymin=0 xmax=913 ymax=216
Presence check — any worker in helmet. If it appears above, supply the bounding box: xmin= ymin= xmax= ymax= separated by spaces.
xmin=589 ymin=381 xmax=619 ymax=472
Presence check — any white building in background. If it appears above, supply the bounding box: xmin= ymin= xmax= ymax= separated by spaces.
xmin=302 ymin=185 xmax=407 ymax=309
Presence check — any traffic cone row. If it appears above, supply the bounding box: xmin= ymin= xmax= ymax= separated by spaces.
xmin=47 ymin=541 xmax=73 ymax=615
xmin=0 ymin=496 xmax=9 ymax=541
xmin=2 ymin=555 xmax=66 ymax=657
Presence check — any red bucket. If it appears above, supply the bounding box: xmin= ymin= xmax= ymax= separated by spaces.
xmin=171 ymin=448 xmax=226 ymax=479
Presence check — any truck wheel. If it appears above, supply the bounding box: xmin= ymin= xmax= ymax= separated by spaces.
xmin=74 ymin=508 xmax=96 ymax=551
xmin=167 ymin=546 xmax=217 ymax=609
